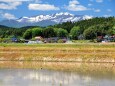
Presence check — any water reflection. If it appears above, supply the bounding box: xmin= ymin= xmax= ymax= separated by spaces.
xmin=0 ymin=62 xmax=115 ymax=86
xmin=0 ymin=69 xmax=115 ymax=86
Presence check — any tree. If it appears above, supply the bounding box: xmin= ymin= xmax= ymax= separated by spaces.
xmin=57 ymin=28 xmax=68 ymax=37
xmin=54 ymin=21 xmax=75 ymax=32
xmin=112 ymin=26 xmax=115 ymax=34
xmin=70 ymin=26 xmax=81 ymax=40
xmin=32 ymin=28 xmax=43 ymax=37
xmin=83 ymin=27 xmax=96 ymax=39
xmin=43 ymin=27 xmax=56 ymax=38
xmin=108 ymin=26 xmax=115 ymax=35
xmin=23 ymin=29 xmax=32 ymax=39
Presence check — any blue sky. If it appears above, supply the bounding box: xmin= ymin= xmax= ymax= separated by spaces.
xmin=0 ymin=0 xmax=114 ymax=20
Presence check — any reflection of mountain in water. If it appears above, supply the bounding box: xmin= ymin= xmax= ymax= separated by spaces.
xmin=0 ymin=69 xmax=115 ymax=86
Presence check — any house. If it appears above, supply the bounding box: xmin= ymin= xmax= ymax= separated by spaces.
xmin=97 ymin=35 xmax=115 ymax=42
xmin=35 ymin=36 xmax=43 ymax=41
xmin=78 ymin=34 xmax=85 ymax=40
xmin=97 ymin=36 xmax=103 ymax=42
xmin=27 ymin=40 xmax=43 ymax=44
xmin=27 ymin=36 xmax=43 ymax=44
xmin=44 ymin=37 xmax=59 ymax=43
xmin=44 ymin=37 xmax=67 ymax=43
xmin=11 ymin=37 xmax=19 ymax=42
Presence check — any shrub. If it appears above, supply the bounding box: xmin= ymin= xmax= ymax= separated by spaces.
xmin=58 ymin=39 xmax=66 ymax=43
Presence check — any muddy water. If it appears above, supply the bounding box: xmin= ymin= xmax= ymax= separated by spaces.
xmin=0 ymin=62 xmax=115 ymax=86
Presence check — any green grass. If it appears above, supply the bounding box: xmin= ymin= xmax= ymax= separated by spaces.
xmin=72 ymin=40 xmax=91 ymax=43
xmin=0 ymin=42 xmax=115 ymax=47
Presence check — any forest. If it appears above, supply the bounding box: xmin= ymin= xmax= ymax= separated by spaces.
xmin=0 ymin=17 xmax=115 ymax=42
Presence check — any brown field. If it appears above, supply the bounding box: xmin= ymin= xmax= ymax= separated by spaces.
xmin=0 ymin=43 xmax=115 ymax=62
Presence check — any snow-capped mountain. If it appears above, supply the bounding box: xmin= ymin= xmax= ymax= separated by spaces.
xmin=0 ymin=12 xmax=93 ymax=28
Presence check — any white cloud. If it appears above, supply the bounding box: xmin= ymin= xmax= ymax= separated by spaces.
xmin=28 ymin=4 xmax=60 ymax=11
xmin=103 ymin=14 xmax=111 ymax=17
xmin=69 ymin=0 xmax=80 ymax=5
xmin=96 ymin=0 xmax=103 ymax=3
xmin=1 ymin=13 xmax=16 ymax=19
xmin=88 ymin=4 xmax=93 ymax=6
xmin=0 ymin=2 xmax=22 ymax=10
xmin=94 ymin=9 xmax=101 ymax=12
xmin=83 ymin=15 xmax=93 ymax=20
xmin=67 ymin=5 xmax=88 ymax=11
xmin=0 ymin=0 xmax=32 ymax=10
xmin=66 ymin=0 xmax=89 ymax=11
xmin=107 ymin=9 xmax=112 ymax=12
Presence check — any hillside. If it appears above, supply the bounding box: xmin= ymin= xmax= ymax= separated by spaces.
xmin=54 ymin=17 xmax=115 ymax=32
xmin=0 ymin=17 xmax=115 ymax=41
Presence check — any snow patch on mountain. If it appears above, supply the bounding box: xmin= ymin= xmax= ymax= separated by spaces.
xmin=83 ymin=15 xmax=93 ymax=20
xmin=17 ymin=12 xmax=93 ymax=23
xmin=0 ymin=12 xmax=93 ymax=28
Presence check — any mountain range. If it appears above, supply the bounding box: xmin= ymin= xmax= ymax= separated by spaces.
xmin=0 ymin=12 xmax=93 ymax=28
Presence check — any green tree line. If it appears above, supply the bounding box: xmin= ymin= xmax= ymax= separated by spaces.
xmin=0 ymin=17 xmax=115 ymax=40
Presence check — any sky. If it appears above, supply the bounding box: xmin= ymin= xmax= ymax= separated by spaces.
xmin=0 ymin=0 xmax=114 ymax=20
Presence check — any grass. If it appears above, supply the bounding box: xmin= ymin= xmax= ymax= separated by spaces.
xmin=0 ymin=43 xmax=115 ymax=62
xmin=72 ymin=40 xmax=91 ymax=43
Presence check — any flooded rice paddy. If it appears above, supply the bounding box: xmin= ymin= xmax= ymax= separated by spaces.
xmin=0 ymin=61 xmax=115 ymax=86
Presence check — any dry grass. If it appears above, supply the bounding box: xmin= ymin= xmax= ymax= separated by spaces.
xmin=0 ymin=61 xmax=115 ymax=78
xmin=0 ymin=43 xmax=115 ymax=62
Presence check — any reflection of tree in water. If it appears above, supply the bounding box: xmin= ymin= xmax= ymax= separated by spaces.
xmin=0 ymin=69 xmax=96 ymax=86
xmin=23 ymin=69 xmax=79 ymax=85
xmin=0 ymin=62 xmax=115 ymax=86
xmin=0 ymin=61 xmax=115 ymax=79
xmin=0 ymin=80 xmax=3 ymax=85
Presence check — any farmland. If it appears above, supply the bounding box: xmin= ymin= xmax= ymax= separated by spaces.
xmin=0 ymin=43 xmax=115 ymax=63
